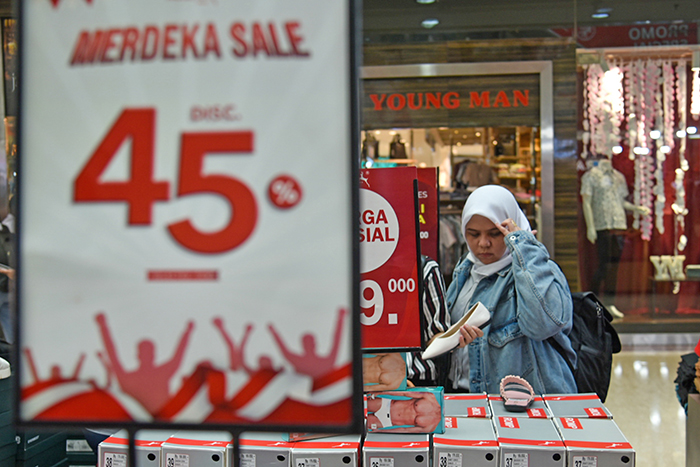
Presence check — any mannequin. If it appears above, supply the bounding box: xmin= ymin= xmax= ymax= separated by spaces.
xmin=362 ymin=133 xmax=379 ymax=160
xmin=580 ymin=157 xmax=650 ymax=318
xmin=389 ymin=134 xmax=407 ymax=159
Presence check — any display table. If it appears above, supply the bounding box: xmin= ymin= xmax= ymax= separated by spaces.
xmin=688 ymin=394 xmax=700 ymax=467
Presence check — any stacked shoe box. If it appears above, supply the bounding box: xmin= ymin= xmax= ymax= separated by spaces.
xmin=546 ymin=393 xmax=635 ymax=466
xmin=362 ymin=433 xmax=431 ymax=467
xmin=290 ymin=434 xmax=361 ymax=467
xmin=433 ymin=417 xmax=499 ymax=467
xmin=239 ymin=432 xmax=293 ymax=466
xmin=443 ymin=393 xmax=491 ymax=419
xmin=98 ymin=430 xmax=174 ymax=467
xmin=160 ymin=431 xmax=232 ymax=467
xmin=434 ymin=392 xmax=497 ymax=466
xmin=15 ymin=431 xmax=68 ymax=467
xmin=0 ymin=357 xmax=16 ymax=465
xmin=489 ymin=395 xmax=566 ymax=467
xmin=65 ymin=432 xmax=97 ymax=466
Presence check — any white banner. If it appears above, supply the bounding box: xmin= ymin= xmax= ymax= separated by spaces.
xmin=18 ymin=0 xmax=358 ymax=429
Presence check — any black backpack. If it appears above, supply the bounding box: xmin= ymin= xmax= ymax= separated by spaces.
xmin=548 ymin=291 xmax=621 ymax=402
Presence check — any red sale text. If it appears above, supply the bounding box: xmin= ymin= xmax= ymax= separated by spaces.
xmin=69 ymin=21 xmax=310 ymax=65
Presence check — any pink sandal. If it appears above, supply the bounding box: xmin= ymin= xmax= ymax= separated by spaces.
xmin=500 ymin=375 xmax=535 ymax=412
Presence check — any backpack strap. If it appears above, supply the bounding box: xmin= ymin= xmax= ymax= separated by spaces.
xmin=547 ymin=336 xmax=576 ymax=380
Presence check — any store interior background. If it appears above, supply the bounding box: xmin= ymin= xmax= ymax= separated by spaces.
xmin=1 ymin=0 xmax=699 ymax=466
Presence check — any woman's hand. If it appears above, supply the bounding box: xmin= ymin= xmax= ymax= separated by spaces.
xmin=457 ymin=324 xmax=483 ymax=348
xmin=498 ymin=218 xmax=537 ymax=237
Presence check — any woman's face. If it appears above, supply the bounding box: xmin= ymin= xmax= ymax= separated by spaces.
xmin=464 ymin=214 xmax=506 ymax=264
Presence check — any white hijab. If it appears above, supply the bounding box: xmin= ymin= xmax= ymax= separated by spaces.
xmin=461 ymin=185 xmax=532 ymax=279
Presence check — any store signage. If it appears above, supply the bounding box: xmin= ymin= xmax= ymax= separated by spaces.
xmin=416 ymin=167 xmax=439 ymax=262
xmin=362 ymin=74 xmax=540 ymax=129
xmin=552 ymin=22 xmax=697 ymax=48
xmin=18 ymin=0 xmax=360 ymax=431
xmin=360 ymin=167 xmax=422 ymax=350
xmin=368 ymin=90 xmax=529 ymax=111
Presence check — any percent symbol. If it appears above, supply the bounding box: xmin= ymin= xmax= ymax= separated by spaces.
xmin=268 ymin=174 xmax=303 ymax=209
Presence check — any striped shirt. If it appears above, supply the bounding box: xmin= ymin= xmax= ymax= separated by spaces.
xmin=407 ymin=256 xmax=451 ymax=386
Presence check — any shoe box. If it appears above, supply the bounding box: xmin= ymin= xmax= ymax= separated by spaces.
xmin=16 ymin=431 xmax=68 ymax=467
xmin=290 ymin=434 xmax=361 ymax=467
xmin=443 ymin=393 xmax=491 ymax=419
xmin=493 ymin=416 xmax=566 ymax=467
xmin=362 ymin=433 xmax=430 ymax=467
xmin=365 ymin=386 xmax=445 ymax=434
xmin=554 ymin=417 xmax=635 ymax=467
xmin=161 ymin=431 xmax=232 ymax=467
xmin=65 ymin=432 xmax=97 ymax=466
xmin=239 ymin=432 xmax=292 ymax=466
xmin=544 ymin=393 xmax=613 ymax=419
xmin=489 ymin=394 xmax=552 ymax=419
xmin=98 ymin=430 xmax=174 ymax=467
xmin=432 ymin=417 xmax=499 ymax=467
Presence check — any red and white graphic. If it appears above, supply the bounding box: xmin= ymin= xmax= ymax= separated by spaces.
xmin=18 ymin=0 xmax=358 ymax=429
xmin=584 ymin=407 xmax=608 ymax=418
xmin=526 ymin=408 xmax=547 ymax=418
xmin=467 ymin=406 xmax=487 ymax=417
xmin=359 ymin=167 xmax=421 ymax=350
xmin=560 ymin=417 xmax=584 ymax=430
xmin=499 ymin=417 xmax=520 ymax=429
xmin=444 ymin=417 xmax=457 ymax=428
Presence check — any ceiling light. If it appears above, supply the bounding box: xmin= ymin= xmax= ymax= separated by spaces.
xmin=416 ymin=0 xmax=436 ymax=3
xmin=612 ymin=145 xmax=623 ymax=154
xmin=649 ymin=130 xmax=661 ymax=139
xmin=687 ymin=126 xmax=697 ymax=134
xmin=676 ymin=129 xmax=687 ymax=138
xmin=660 ymin=145 xmax=671 ymax=154
xmin=592 ymin=12 xmax=609 ymax=19
xmin=421 ymin=18 xmax=439 ymax=29
xmin=475 ymin=132 xmax=481 ymax=137
xmin=633 ymin=147 xmax=650 ymax=155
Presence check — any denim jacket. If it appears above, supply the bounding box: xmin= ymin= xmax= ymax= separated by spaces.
xmin=446 ymin=230 xmax=577 ymax=395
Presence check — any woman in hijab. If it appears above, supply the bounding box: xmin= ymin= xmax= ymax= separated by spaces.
xmin=445 ymin=185 xmax=576 ymax=394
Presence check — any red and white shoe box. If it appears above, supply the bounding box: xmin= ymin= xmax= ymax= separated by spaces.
xmin=554 ymin=417 xmax=635 ymax=467
xmin=362 ymin=433 xmax=430 ymax=467
xmin=544 ymin=393 xmax=613 ymax=419
xmin=290 ymin=434 xmax=361 ymax=467
xmin=239 ymin=432 xmax=292 ymax=467
xmin=443 ymin=393 xmax=491 ymax=418
xmin=98 ymin=430 xmax=173 ymax=467
xmin=432 ymin=417 xmax=498 ymax=467
xmin=160 ymin=431 xmax=232 ymax=467
xmin=493 ymin=416 xmax=566 ymax=467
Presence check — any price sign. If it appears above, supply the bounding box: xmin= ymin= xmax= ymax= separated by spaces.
xmin=416 ymin=167 xmax=439 ymax=262
xmin=359 ymin=167 xmax=421 ymax=350
xmin=18 ymin=0 xmax=360 ymax=431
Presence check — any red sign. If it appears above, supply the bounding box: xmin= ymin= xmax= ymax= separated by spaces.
xmin=552 ymin=22 xmax=697 ymax=48
xmin=499 ymin=417 xmax=520 ymax=429
xmin=416 ymin=167 xmax=439 ymax=262
xmin=360 ymin=167 xmax=422 ymax=350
